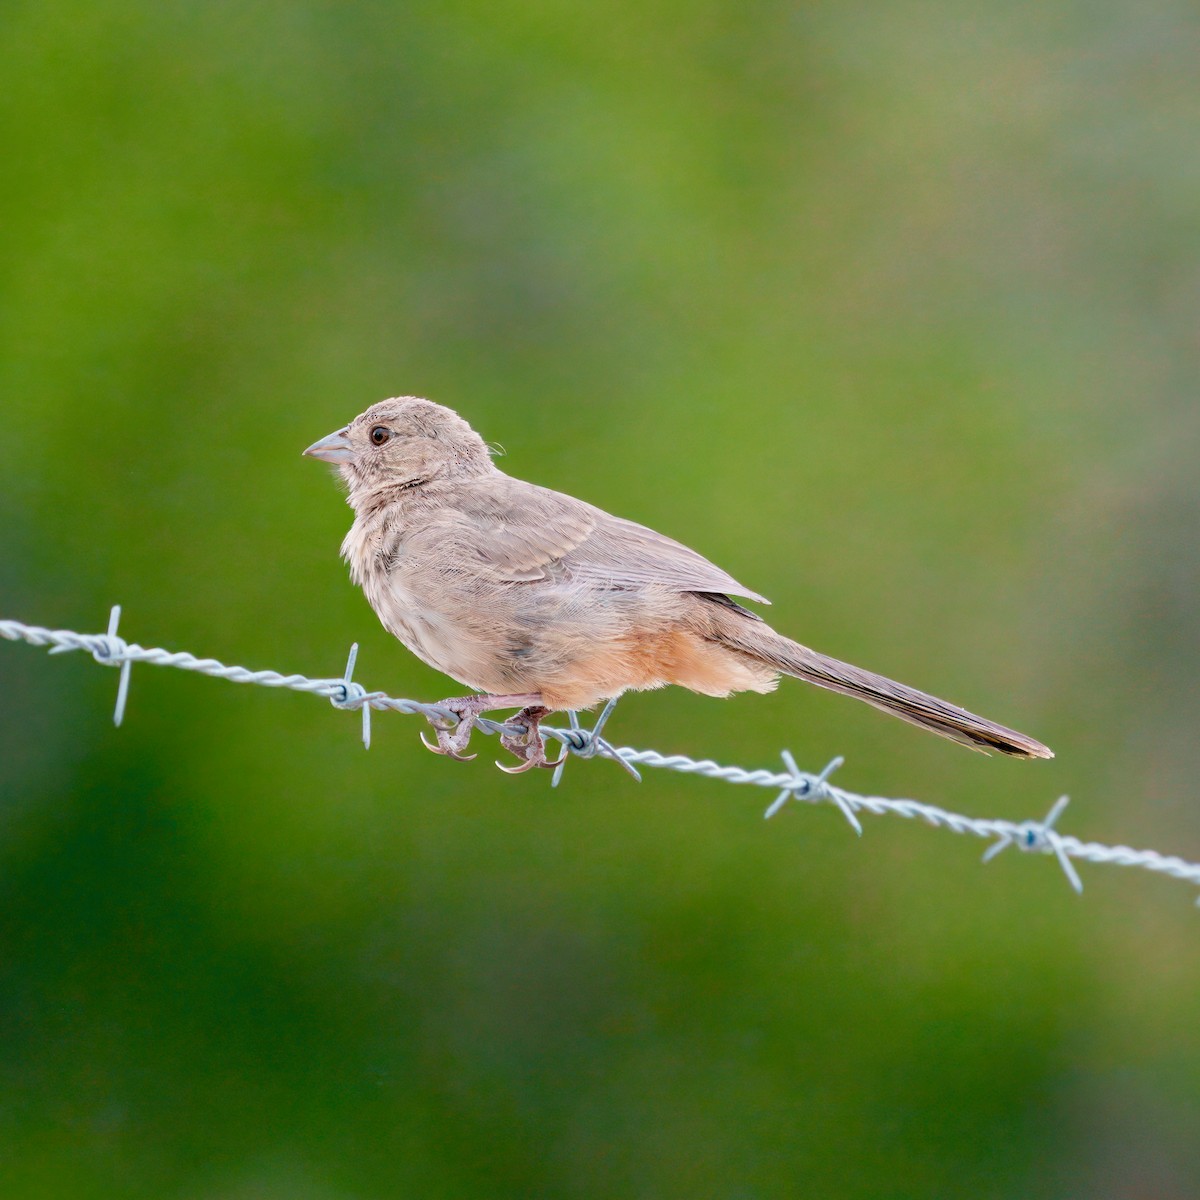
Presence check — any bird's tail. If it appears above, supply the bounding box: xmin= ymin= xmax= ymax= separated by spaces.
xmin=715 ymin=622 xmax=1053 ymax=759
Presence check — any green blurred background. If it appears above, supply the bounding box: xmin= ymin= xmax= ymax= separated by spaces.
xmin=2 ymin=2 xmax=1199 ymax=1196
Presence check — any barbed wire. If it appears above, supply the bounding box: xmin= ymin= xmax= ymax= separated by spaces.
xmin=4 ymin=606 xmax=1199 ymax=903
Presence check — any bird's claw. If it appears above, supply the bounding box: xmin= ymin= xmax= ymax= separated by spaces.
xmin=419 ymin=729 xmax=477 ymax=762
xmin=420 ymin=705 xmax=479 ymax=761
xmin=495 ymin=748 xmax=556 ymax=773
xmin=495 ymin=706 xmax=555 ymax=773
xmin=494 ymin=752 xmax=556 ymax=774
xmin=495 ymin=732 xmax=554 ymax=773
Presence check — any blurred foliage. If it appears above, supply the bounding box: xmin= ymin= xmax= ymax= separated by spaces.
xmin=2 ymin=1 xmax=1199 ymax=1196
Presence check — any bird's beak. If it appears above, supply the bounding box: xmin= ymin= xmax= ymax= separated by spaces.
xmin=303 ymin=428 xmax=354 ymax=464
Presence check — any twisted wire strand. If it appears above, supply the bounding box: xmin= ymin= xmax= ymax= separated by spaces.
xmin=4 ymin=608 xmax=1199 ymax=901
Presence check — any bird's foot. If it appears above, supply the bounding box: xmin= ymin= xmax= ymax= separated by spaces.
xmin=496 ymin=705 xmax=555 ymax=774
xmin=419 ymin=692 xmax=547 ymax=764
xmin=420 ymin=697 xmax=485 ymax=762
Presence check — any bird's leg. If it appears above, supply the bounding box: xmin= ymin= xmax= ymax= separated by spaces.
xmin=420 ymin=693 xmax=544 ymax=762
xmin=496 ymin=705 xmax=554 ymax=774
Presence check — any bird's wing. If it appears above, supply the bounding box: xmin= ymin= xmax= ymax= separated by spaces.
xmin=441 ymin=476 xmax=770 ymax=604
xmin=566 ymin=509 xmax=770 ymax=604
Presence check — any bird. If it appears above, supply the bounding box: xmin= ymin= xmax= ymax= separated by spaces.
xmin=304 ymin=396 xmax=1053 ymax=772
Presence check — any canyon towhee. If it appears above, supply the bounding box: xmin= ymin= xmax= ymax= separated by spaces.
xmin=305 ymin=397 xmax=1052 ymax=771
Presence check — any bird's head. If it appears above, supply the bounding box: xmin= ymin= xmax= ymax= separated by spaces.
xmin=304 ymin=396 xmax=493 ymax=496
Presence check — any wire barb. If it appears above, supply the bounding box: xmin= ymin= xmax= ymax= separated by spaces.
xmin=548 ymin=698 xmax=640 ymax=787
xmin=3 ymin=607 xmax=1199 ymax=904
xmin=327 ymin=642 xmax=376 ymax=750
xmin=764 ymin=751 xmax=852 ymax=832
xmin=982 ymin=795 xmax=1082 ymax=894
xmin=98 ymin=605 xmax=135 ymax=727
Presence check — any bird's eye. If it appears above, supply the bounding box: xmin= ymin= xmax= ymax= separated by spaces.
xmin=370 ymin=426 xmax=391 ymax=446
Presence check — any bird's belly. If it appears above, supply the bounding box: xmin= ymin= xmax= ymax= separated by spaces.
xmin=362 ymin=571 xmax=512 ymax=691
xmin=362 ymin=568 xmax=773 ymax=705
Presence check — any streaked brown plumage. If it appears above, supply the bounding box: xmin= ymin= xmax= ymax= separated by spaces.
xmin=305 ymin=397 xmax=1053 ymax=770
